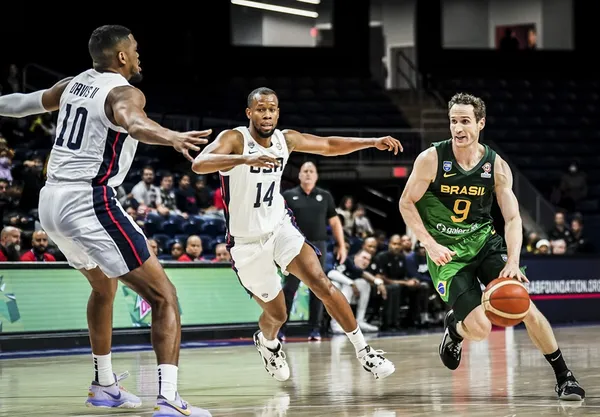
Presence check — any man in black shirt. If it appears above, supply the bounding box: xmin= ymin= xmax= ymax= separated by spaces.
xmin=372 ymin=234 xmax=428 ymax=327
xmin=281 ymin=161 xmax=346 ymax=341
xmin=547 ymin=212 xmax=572 ymax=243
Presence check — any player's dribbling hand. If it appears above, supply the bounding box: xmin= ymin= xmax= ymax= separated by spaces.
xmin=498 ymin=261 xmax=529 ymax=283
xmin=173 ymin=129 xmax=212 ymax=162
xmin=374 ymin=136 xmax=403 ymax=155
xmin=424 ymin=241 xmax=456 ymax=266
xmin=245 ymin=154 xmax=281 ymax=169
xmin=336 ymin=244 xmax=348 ymax=264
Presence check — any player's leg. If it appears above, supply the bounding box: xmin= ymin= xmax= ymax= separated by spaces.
xmin=429 ymin=252 xmax=484 ymax=370
xmin=37 ymin=186 xmax=142 ymax=409
xmin=280 ymin=273 xmax=300 ymax=339
xmin=80 ymin=186 xmax=211 ymax=416
xmin=477 ymin=234 xmax=585 ymax=400
xmin=228 ymin=238 xmax=290 ymax=382
xmin=275 ymin=221 xmax=395 ymax=379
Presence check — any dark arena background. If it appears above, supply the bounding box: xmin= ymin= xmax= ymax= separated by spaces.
xmin=0 ymin=1 xmax=599 ymax=415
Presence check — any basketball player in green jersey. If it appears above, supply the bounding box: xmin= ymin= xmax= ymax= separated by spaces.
xmin=399 ymin=93 xmax=584 ymax=400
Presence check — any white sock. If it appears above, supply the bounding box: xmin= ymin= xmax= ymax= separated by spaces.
xmin=346 ymin=326 xmax=368 ymax=354
xmin=260 ymin=332 xmax=280 ymax=350
xmin=158 ymin=364 xmax=179 ymax=402
xmin=93 ymin=352 xmax=116 ymax=386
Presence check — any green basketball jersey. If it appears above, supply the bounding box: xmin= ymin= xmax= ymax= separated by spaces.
xmin=415 ymin=139 xmax=496 ymax=247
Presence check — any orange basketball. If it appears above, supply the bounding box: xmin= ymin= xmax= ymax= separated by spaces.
xmin=481 ymin=277 xmax=531 ymax=327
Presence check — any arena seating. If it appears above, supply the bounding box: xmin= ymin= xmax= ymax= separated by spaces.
xmin=434 ymin=76 xmax=600 ymax=215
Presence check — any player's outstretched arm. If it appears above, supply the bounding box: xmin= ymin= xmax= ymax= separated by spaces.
xmin=399 ymin=148 xmax=455 ymax=266
xmin=494 ymin=156 xmax=527 ymax=281
xmin=282 ymin=129 xmax=403 ymax=156
xmin=192 ymin=129 xmax=280 ymax=174
xmin=0 ymin=77 xmax=72 ymax=118
xmin=109 ymin=86 xmax=211 ymax=161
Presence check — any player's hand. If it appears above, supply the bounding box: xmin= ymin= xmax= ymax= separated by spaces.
xmin=244 ymin=154 xmax=281 ymax=169
xmin=374 ymin=136 xmax=403 ymax=155
xmin=423 ymin=241 xmax=456 ymax=266
xmin=499 ymin=260 xmax=529 ymax=283
xmin=173 ymin=129 xmax=212 ymax=162
xmin=377 ymin=283 xmax=388 ymax=300
xmin=336 ymin=244 xmax=348 ymax=264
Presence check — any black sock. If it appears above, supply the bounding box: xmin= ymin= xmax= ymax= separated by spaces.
xmin=544 ymin=348 xmax=568 ymax=380
xmin=447 ymin=314 xmax=463 ymax=342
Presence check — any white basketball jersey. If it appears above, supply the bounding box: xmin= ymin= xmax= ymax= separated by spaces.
xmin=46 ymin=69 xmax=139 ymax=187
xmin=220 ymin=126 xmax=289 ymax=238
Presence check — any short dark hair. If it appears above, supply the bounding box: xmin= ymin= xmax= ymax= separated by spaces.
xmin=448 ymin=92 xmax=486 ymax=121
xmin=88 ymin=25 xmax=132 ymax=69
xmin=247 ymin=87 xmax=278 ymax=107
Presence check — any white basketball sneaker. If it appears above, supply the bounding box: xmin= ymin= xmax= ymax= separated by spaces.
xmin=253 ymin=331 xmax=290 ymax=382
xmin=357 ymin=345 xmax=395 ymax=379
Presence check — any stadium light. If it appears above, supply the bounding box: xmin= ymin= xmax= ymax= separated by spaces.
xmin=297 ymin=0 xmax=321 ymax=4
xmin=231 ymin=0 xmax=319 ymax=18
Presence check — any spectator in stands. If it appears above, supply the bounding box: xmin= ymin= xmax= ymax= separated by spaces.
xmin=557 ymin=161 xmax=587 ymax=212
xmin=147 ymin=238 xmax=159 ymax=256
xmin=568 ymin=216 xmax=592 ymax=253
xmin=131 ymin=166 xmax=162 ymax=209
xmin=523 ymin=231 xmax=539 ymax=254
xmin=0 ymin=146 xmax=13 ymax=182
xmin=125 ymin=206 xmax=145 ymax=228
xmin=548 ymin=211 xmax=572 ymax=242
xmin=535 ymin=239 xmax=551 ymax=255
xmin=372 ymin=234 xmax=428 ymax=327
xmin=400 ymin=234 xmax=413 ymax=256
xmin=0 ymin=178 xmax=12 ymax=222
xmin=0 ymin=226 xmax=21 ymax=261
xmin=405 ymin=241 xmax=445 ymax=324
xmin=194 ymin=175 xmax=214 ymax=213
xmin=175 ymin=174 xmax=199 ymax=215
xmin=19 ymin=154 xmax=45 ymax=215
xmin=212 ymin=186 xmax=225 ymax=216
xmin=361 ymin=236 xmax=378 ymax=258
xmin=373 ymin=230 xmax=388 ymax=252
xmin=353 ymin=204 xmax=373 ymax=238
xmin=6 ymin=64 xmax=21 ymax=93
xmin=158 ymin=172 xmax=181 ymax=217
xmin=336 ymin=195 xmax=354 ymax=236
xmin=178 ymin=235 xmax=207 ymax=262
xmin=551 ymin=239 xmax=567 ymax=255
xmin=19 ymin=230 xmax=55 ymax=262
xmin=327 ymin=248 xmax=384 ymax=333
xmin=526 ymin=27 xmax=538 ymax=50
xmin=213 ymin=243 xmax=231 ymax=263
xmin=170 ymin=242 xmax=185 ymax=260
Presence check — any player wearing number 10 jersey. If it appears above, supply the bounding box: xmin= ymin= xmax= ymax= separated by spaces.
xmin=193 ymin=87 xmax=400 ymax=382
xmin=0 ymin=25 xmax=213 ymax=416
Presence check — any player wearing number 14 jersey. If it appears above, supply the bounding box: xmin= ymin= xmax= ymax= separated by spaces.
xmin=399 ymin=92 xmax=584 ymax=401
xmin=0 ymin=25 xmax=213 ymax=416
xmin=193 ymin=87 xmax=400 ymax=382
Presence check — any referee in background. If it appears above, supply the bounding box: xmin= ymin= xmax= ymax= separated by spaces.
xmin=281 ymin=161 xmax=346 ymax=341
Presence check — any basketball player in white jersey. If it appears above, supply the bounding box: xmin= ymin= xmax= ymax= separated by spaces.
xmin=0 ymin=25 xmax=212 ymax=416
xmin=192 ymin=87 xmax=401 ymax=381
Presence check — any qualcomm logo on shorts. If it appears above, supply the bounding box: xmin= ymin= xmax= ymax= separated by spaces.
xmin=436 ymin=223 xmax=479 ymax=235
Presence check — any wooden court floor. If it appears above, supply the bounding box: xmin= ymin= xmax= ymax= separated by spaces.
xmin=0 ymin=325 xmax=598 ymax=416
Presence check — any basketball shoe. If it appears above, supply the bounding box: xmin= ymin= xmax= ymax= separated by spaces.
xmin=153 ymin=393 xmax=212 ymax=416
xmin=85 ymin=371 xmax=142 ymax=409
xmin=439 ymin=309 xmax=463 ymax=370
xmin=357 ymin=345 xmax=395 ymax=379
xmin=556 ymin=371 xmax=586 ymax=401
xmin=254 ymin=330 xmax=290 ymax=381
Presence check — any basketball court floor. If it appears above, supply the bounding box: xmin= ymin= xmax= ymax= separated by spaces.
xmin=0 ymin=325 xmax=597 ymax=416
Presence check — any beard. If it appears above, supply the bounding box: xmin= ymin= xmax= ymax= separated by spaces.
xmin=253 ymin=121 xmax=276 ymax=138
xmin=129 ymin=71 xmax=143 ymax=84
